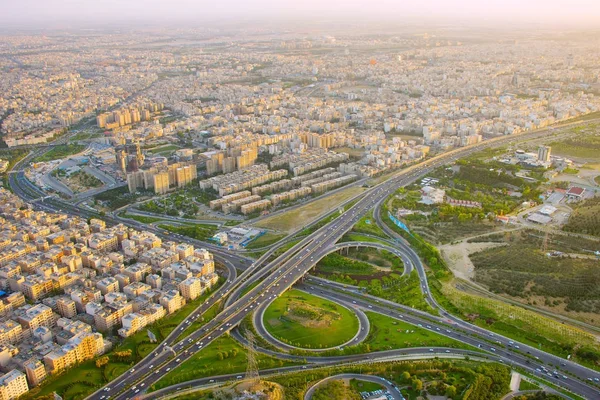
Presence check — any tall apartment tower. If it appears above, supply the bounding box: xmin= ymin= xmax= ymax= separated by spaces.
xmin=538 ymin=145 xmax=551 ymax=163
xmin=153 ymin=172 xmax=170 ymax=195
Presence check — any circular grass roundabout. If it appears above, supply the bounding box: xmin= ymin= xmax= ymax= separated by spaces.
xmin=262 ymin=289 xmax=361 ymax=349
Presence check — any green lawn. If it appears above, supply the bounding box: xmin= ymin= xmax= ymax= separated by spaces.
xmin=149 ymin=335 xmax=296 ymax=391
xmin=71 ymin=131 xmax=103 ymax=141
xmin=148 ymin=144 xmax=181 ymax=154
xmin=263 ymin=289 xmax=360 ymax=349
xmin=339 ymin=233 xmax=390 ymax=246
xmin=369 ymin=270 xmax=434 ymax=314
xmin=24 ymin=359 xmax=105 ymax=400
xmin=248 ymin=238 xmax=303 ymax=261
xmin=315 ymin=253 xmax=379 ymax=276
xmin=34 ymin=144 xmax=86 ymax=162
xmin=349 ymin=378 xmax=383 ymax=393
xmin=562 ymin=167 xmax=580 ymax=175
xmin=245 ymin=232 xmax=287 ymax=249
xmin=519 ymin=379 xmax=541 ymax=391
xmin=363 ymin=312 xmax=468 ymax=351
xmin=351 ymin=211 xmax=388 ymax=238
xmin=120 ymin=212 xmax=164 ymax=224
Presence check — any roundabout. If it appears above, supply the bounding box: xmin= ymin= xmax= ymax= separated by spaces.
xmin=257 ymin=288 xmax=368 ymax=351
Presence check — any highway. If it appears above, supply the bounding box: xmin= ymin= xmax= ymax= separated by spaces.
xmin=222 ymin=278 xmax=600 ymax=400
xmin=99 ymin=125 xmax=600 ymax=400
xmin=8 ymin=118 xmax=600 ymax=400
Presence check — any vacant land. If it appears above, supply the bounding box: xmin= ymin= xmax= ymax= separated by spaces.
xmin=255 ymin=186 xmax=365 ymax=232
xmin=55 ymin=169 xmax=103 ymax=193
xmin=439 ymin=240 xmax=509 ymax=280
xmin=263 ymin=289 xmax=359 ymax=349
xmin=335 ymin=146 xmax=365 ymax=159
xmin=563 ymin=197 xmax=600 ymax=237
xmin=550 ymin=126 xmax=600 ymax=159
xmin=468 ymin=230 xmax=600 ymax=315
xmin=35 ymin=144 xmax=86 ymax=162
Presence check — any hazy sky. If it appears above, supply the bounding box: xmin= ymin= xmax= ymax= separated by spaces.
xmin=2 ymin=0 xmax=600 ymax=29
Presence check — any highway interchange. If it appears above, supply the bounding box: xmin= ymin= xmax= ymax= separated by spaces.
xmin=7 ymin=121 xmax=600 ymax=400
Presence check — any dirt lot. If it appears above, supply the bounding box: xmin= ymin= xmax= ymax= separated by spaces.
xmin=439 ymin=241 xmax=507 ymax=280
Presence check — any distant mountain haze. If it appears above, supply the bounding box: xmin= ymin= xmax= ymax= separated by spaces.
xmin=1 ymin=0 xmax=600 ymax=29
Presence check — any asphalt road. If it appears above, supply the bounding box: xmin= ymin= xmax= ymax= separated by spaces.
xmin=78 ymin=126 xmax=600 ymax=399
xmin=9 ymin=119 xmax=600 ymax=400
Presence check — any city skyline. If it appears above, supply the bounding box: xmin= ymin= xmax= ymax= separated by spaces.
xmin=0 ymin=4 xmax=599 ymax=399
xmin=2 ymin=0 xmax=600 ymax=29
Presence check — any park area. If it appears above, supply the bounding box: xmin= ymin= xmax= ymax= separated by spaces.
xmin=263 ymin=289 xmax=360 ymax=349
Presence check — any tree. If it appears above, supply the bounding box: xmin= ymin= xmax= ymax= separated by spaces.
xmin=412 ymin=378 xmax=423 ymax=391
xmin=445 ymin=385 xmax=457 ymax=397
xmin=95 ymin=356 xmax=109 ymax=368
xmin=401 ymin=371 xmax=411 ymax=381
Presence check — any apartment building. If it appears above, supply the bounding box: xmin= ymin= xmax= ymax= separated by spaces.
xmin=124 ymin=263 xmax=152 ymax=282
xmin=96 ymin=276 xmax=120 ymax=295
xmin=87 ymin=232 xmax=119 ymax=252
xmin=251 ymin=178 xmax=292 ymax=196
xmin=159 ymin=290 xmax=184 ymax=314
xmin=20 ymin=275 xmax=53 ymax=301
xmin=56 ymin=297 xmax=77 ymax=318
xmin=93 ymin=302 xmax=133 ymax=332
xmin=222 ymin=195 xmax=262 ymax=214
xmin=23 ymin=359 xmax=46 ymax=387
xmin=310 ymin=174 xmax=357 ymax=194
xmin=0 ymin=370 xmax=28 ymax=400
xmin=240 ymin=199 xmax=272 ymax=215
xmin=179 ymin=277 xmax=204 ymax=301
xmin=16 ymin=304 xmax=55 ymax=332
xmin=43 ymin=332 xmax=104 ymax=373
xmin=153 ymin=172 xmax=170 ymax=195
xmin=209 ymin=190 xmax=251 ymax=211
xmin=200 ymin=164 xmax=288 ymax=197
xmin=0 ymin=321 xmax=22 ymax=346
xmin=289 ymin=167 xmax=337 ymax=186
xmin=270 ymin=186 xmax=312 ymax=206
xmin=118 ymin=313 xmax=148 ymax=338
